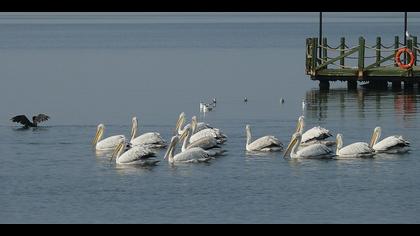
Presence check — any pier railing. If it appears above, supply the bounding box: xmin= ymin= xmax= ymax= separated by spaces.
xmin=306 ymin=36 xmax=419 ymax=79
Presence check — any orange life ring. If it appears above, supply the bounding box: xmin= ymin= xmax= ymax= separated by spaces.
xmin=395 ymin=48 xmax=415 ymax=69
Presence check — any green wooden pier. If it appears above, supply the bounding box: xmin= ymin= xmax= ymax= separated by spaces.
xmin=305 ymin=36 xmax=420 ymax=90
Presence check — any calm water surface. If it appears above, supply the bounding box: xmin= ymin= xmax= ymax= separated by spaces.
xmin=0 ymin=13 xmax=420 ymax=223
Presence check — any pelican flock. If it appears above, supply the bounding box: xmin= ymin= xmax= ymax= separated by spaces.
xmin=90 ymin=103 xmax=410 ymax=168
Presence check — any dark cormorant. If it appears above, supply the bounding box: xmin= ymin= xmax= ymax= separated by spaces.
xmin=11 ymin=114 xmax=50 ymax=128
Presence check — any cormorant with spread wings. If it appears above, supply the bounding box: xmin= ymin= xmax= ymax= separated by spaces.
xmin=11 ymin=114 xmax=50 ymax=128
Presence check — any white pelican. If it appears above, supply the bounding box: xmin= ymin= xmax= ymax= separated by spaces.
xmin=284 ymin=132 xmax=335 ymax=159
xmin=129 ymin=117 xmax=166 ymax=148
xmin=164 ymin=136 xmax=213 ymax=164
xmin=179 ymin=125 xmax=226 ymax=157
xmin=245 ymin=124 xmax=283 ymax=152
xmin=369 ymin=127 xmax=410 ymax=153
xmin=295 ymin=116 xmax=335 ymax=146
xmin=92 ymin=124 xmax=126 ymax=151
xmin=111 ymin=140 xmax=159 ymax=166
xmin=335 ymin=133 xmax=375 ymax=158
xmin=174 ymin=112 xmax=212 ymax=135
xmin=189 ymin=116 xmax=227 ymax=144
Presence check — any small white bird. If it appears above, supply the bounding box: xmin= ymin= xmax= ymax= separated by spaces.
xmin=302 ymin=99 xmax=306 ymax=111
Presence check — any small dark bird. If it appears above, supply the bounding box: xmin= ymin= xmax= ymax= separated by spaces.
xmin=213 ymin=98 xmax=217 ymax=104
xmin=11 ymin=114 xmax=50 ymax=128
xmin=244 ymin=97 xmax=248 ymax=103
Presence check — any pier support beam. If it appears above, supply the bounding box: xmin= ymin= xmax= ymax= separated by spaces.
xmin=347 ymin=81 xmax=357 ymax=90
xmin=369 ymin=81 xmax=388 ymax=90
xmin=319 ymin=80 xmax=330 ymax=90
xmin=404 ymin=81 xmax=414 ymax=90
xmin=392 ymin=81 xmax=402 ymax=90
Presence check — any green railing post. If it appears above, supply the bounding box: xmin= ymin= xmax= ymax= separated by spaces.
xmin=322 ymin=37 xmax=327 ymax=69
xmin=358 ymin=37 xmax=365 ymax=78
xmin=394 ymin=36 xmax=399 ymax=67
xmin=311 ymin=37 xmax=318 ymax=75
xmin=340 ymin=37 xmax=345 ymax=66
xmin=305 ymin=38 xmax=311 ymax=73
xmin=376 ymin=37 xmax=381 ymax=66
xmin=413 ymin=36 xmax=417 ymax=66
xmin=407 ymin=39 xmax=413 ymax=74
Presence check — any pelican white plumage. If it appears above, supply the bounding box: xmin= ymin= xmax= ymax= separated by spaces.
xmin=129 ymin=117 xmax=166 ymax=148
xmin=175 ymin=112 xmax=212 ymax=135
xmin=296 ymin=116 xmax=335 ymax=146
xmin=111 ymin=140 xmax=159 ymax=166
xmin=189 ymin=116 xmax=227 ymax=144
xmin=92 ymin=124 xmax=126 ymax=151
xmin=335 ymin=133 xmax=375 ymax=158
xmin=245 ymin=124 xmax=283 ymax=152
xmin=284 ymin=132 xmax=335 ymax=159
xmin=179 ymin=125 xmax=226 ymax=157
xmin=164 ymin=136 xmax=213 ymax=164
xmin=369 ymin=127 xmax=410 ymax=153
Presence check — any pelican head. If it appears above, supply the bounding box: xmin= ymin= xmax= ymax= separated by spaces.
xmin=179 ymin=126 xmax=190 ymax=142
xmin=370 ymin=126 xmax=382 ymax=148
xmin=191 ymin=116 xmax=198 ymax=134
xmin=110 ymin=139 xmax=125 ymax=162
xmin=245 ymin=124 xmax=252 ymax=143
xmin=283 ymin=132 xmax=301 ymax=158
xmin=336 ymin=133 xmax=343 ymax=154
xmin=92 ymin=123 xmax=105 ymax=147
xmin=295 ymin=116 xmax=305 ymax=134
xmin=174 ymin=112 xmax=186 ymax=135
xmin=164 ymin=135 xmax=179 ymax=160
xmin=131 ymin=117 xmax=138 ymax=141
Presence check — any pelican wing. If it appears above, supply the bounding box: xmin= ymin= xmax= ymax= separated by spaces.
xmin=373 ymin=135 xmax=410 ymax=152
xmin=179 ymin=122 xmax=211 ymax=135
xmin=11 ymin=115 xmax=32 ymax=126
xmin=338 ymin=142 xmax=374 ymax=157
xmin=33 ymin=114 xmax=50 ymax=124
xmin=131 ymin=132 xmax=166 ymax=147
xmin=187 ymin=136 xmax=219 ymax=150
xmin=190 ymin=128 xmax=226 ymax=143
xmin=301 ymin=126 xmax=332 ymax=143
xmin=248 ymin=136 xmax=283 ymax=151
xmin=97 ymin=135 xmax=126 ymax=150
xmin=117 ymin=146 xmax=157 ymax=164
xmin=173 ymin=147 xmax=211 ymax=162
xmin=297 ymin=143 xmax=334 ymax=159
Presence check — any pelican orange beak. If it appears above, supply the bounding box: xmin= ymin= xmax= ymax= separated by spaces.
xmin=283 ymin=136 xmax=297 ymax=158
xmin=92 ymin=125 xmax=104 ymax=147
xmin=174 ymin=113 xmax=186 ymax=135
